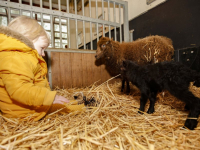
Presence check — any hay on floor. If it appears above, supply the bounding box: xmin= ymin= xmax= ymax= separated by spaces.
xmin=0 ymin=78 xmax=200 ymax=150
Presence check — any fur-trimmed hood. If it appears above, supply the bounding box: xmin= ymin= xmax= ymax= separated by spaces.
xmin=0 ymin=25 xmax=35 ymax=51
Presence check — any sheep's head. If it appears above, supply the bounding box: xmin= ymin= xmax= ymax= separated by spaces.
xmin=120 ymin=60 xmax=129 ymax=75
xmin=120 ymin=60 xmax=138 ymax=77
xmin=95 ymin=37 xmax=114 ymax=60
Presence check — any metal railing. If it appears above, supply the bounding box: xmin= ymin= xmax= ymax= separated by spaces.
xmin=0 ymin=0 xmax=129 ymax=50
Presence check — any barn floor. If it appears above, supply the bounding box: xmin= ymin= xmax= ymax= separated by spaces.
xmin=0 ymin=80 xmax=200 ymax=150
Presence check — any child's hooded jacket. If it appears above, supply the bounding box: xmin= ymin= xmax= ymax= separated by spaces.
xmin=0 ymin=26 xmax=56 ymax=121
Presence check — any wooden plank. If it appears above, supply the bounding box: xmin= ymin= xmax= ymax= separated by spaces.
xmin=86 ymin=53 xmax=95 ymax=87
xmin=51 ymin=52 xmax=61 ymax=88
xmin=59 ymin=52 xmax=65 ymax=88
xmin=82 ymin=53 xmax=89 ymax=87
xmin=64 ymin=52 xmax=73 ymax=88
xmin=59 ymin=52 xmax=72 ymax=88
xmin=92 ymin=54 xmax=102 ymax=85
xmin=71 ymin=53 xmax=83 ymax=88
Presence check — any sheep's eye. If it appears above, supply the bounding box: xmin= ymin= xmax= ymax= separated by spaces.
xmin=101 ymin=44 xmax=106 ymax=48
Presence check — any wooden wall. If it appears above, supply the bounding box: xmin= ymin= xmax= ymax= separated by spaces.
xmin=50 ymin=51 xmax=117 ymax=88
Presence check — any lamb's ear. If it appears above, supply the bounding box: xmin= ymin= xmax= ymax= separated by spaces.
xmin=120 ymin=60 xmax=127 ymax=71
xmin=122 ymin=60 xmax=127 ymax=68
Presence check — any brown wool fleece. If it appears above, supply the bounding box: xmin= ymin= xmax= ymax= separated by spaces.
xmin=96 ymin=35 xmax=174 ymax=72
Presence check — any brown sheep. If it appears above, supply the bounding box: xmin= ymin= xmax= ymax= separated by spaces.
xmin=95 ymin=35 xmax=174 ymax=93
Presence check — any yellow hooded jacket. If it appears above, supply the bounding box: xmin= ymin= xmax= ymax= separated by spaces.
xmin=0 ymin=26 xmax=57 ymax=121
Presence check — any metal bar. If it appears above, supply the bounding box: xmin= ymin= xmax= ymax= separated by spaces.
xmin=97 ymin=23 xmax=99 ymax=41
xmin=102 ymin=24 xmax=105 ymax=37
xmin=75 ymin=0 xmax=78 ymax=49
xmin=39 ymin=0 xmax=43 ymax=27
xmin=96 ymin=0 xmax=98 ymax=19
xmin=123 ymin=1 xmax=129 ymax=42
xmin=50 ymin=15 xmax=54 ymax=48
xmin=30 ymin=0 xmax=32 ymax=5
xmin=129 ymin=29 xmax=134 ymax=42
xmin=66 ymin=0 xmax=69 ymax=12
xmin=45 ymin=48 xmax=96 ymax=54
xmin=75 ymin=19 xmax=78 ymax=49
xmin=103 ymin=0 xmax=127 ymax=5
xmin=40 ymin=0 xmax=42 ymax=8
xmin=102 ymin=0 xmax=105 ymax=37
xmin=47 ymin=51 xmax=52 ymax=89
xmin=119 ymin=4 xmax=122 ymax=42
xmin=83 ymin=21 xmax=86 ymax=49
xmin=109 ymin=25 xmax=111 ymax=38
xmin=30 ymin=0 xmax=33 ymax=18
xmin=49 ymin=0 xmax=54 ymax=48
xmin=19 ymin=0 xmax=22 ymax=15
xmin=108 ymin=1 xmax=110 ymax=21
xmin=59 ymin=17 xmax=62 ymax=48
xmin=58 ymin=0 xmax=61 ymax=11
xmin=90 ymin=22 xmax=93 ymax=50
xmin=49 ymin=0 xmax=52 ymax=9
xmin=114 ymin=2 xmax=116 ymax=41
xmin=102 ymin=0 xmax=104 ymax=20
xmin=89 ymin=0 xmax=92 ymax=50
xmin=74 ymin=0 xmax=77 ymax=15
xmin=108 ymin=1 xmax=111 ymax=38
xmin=96 ymin=0 xmax=99 ymax=41
xmin=113 ymin=2 xmax=116 ymax=22
xmin=82 ymin=0 xmax=84 ymax=16
xmin=0 ymin=1 xmax=121 ymax=27
xmin=114 ymin=27 xmax=116 ymax=41
xmin=7 ymin=8 xmax=11 ymax=24
xmin=89 ymin=0 xmax=91 ymax=17
xmin=82 ymin=0 xmax=85 ymax=49
xmin=67 ymin=18 xmax=70 ymax=48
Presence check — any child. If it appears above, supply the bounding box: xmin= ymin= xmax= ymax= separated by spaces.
xmin=0 ymin=16 xmax=85 ymax=121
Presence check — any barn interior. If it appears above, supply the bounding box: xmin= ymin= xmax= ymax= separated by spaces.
xmin=0 ymin=0 xmax=200 ymax=149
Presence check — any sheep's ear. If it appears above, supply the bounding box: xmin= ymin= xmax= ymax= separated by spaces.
xmin=106 ymin=41 xmax=110 ymax=45
xmin=106 ymin=39 xmax=112 ymax=45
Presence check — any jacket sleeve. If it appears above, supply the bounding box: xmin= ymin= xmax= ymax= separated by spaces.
xmin=0 ymin=54 xmax=56 ymax=106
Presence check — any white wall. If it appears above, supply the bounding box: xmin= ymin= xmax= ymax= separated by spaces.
xmin=123 ymin=0 xmax=166 ymax=20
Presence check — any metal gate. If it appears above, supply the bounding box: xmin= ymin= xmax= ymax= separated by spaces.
xmin=0 ymin=0 xmax=129 ymax=49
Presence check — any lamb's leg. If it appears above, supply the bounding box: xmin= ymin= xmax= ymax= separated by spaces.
xmin=184 ymin=104 xmax=190 ymax=111
xmin=121 ymin=79 xmax=125 ymax=92
xmin=147 ymin=90 xmax=158 ymax=114
xmin=171 ymin=89 xmax=200 ymax=130
xmin=138 ymin=93 xmax=148 ymax=114
xmin=184 ymin=104 xmax=200 ymax=130
xmin=126 ymin=79 xmax=130 ymax=94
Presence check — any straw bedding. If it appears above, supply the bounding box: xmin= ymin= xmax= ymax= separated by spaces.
xmin=0 ymin=78 xmax=200 ymax=150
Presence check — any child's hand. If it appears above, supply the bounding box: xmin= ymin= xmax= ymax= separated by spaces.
xmin=53 ymin=95 xmax=70 ymax=104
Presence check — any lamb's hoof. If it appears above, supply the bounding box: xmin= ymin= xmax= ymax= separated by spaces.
xmin=138 ymin=110 xmax=144 ymax=114
xmin=147 ymin=109 xmax=154 ymax=114
xmin=184 ymin=119 xmax=198 ymax=130
xmin=126 ymin=89 xmax=130 ymax=95
xmin=184 ymin=104 xmax=190 ymax=111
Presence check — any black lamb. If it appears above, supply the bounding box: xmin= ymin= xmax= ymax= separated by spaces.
xmin=121 ymin=60 xmax=200 ymax=130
